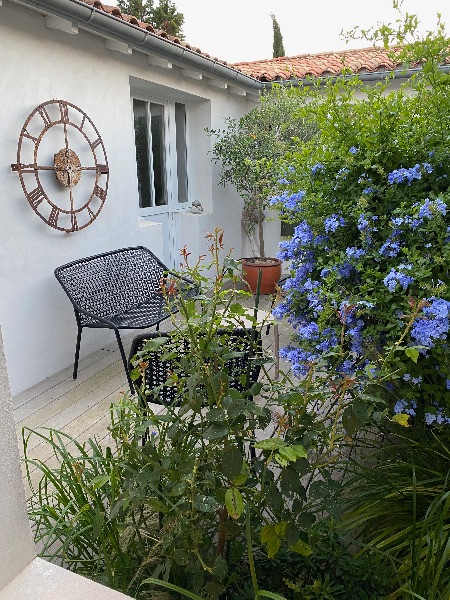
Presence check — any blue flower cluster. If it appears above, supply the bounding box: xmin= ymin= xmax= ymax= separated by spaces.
xmin=387 ymin=162 xmax=433 ymax=185
xmin=346 ymin=246 xmax=366 ymax=260
xmin=415 ymin=197 xmax=447 ymax=218
xmin=394 ymin=399 xmax=417 ymax=417
xmin=383 ymin=265 xmax=414 ymax=292
xmin=270 ymin=190 xmax=306 ymax=211
xmin=311 ymin=163 xmax=325 ymax=175
xmin=425 ymin=409 xmax=450 ymax=426
xmin=324 ymin=214 xmax=345 ymax=233
xmin=379 ymin=237 xmax=401 ymax=258
xmin=411 ymin=298 xmax=450 ymax=350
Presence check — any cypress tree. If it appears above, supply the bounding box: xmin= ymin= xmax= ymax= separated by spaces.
xmin=271 ymin=13 xmax=285 ymax=58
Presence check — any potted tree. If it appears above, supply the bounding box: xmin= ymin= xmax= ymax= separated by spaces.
xmin=209 ymin=86 xmax=316 ymax=293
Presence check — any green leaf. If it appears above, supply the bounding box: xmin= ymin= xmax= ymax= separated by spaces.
xmin=352 ymin=398 xmax=368 ymax=423
xmin=213 ymin=555 xmax=228 ymax=581
xmin=205 ymin=407 xmax=226 ymax=422
xmin=278 ymin=445 xmax=307 ymax=463
xmin=141 ymin=578 xmax=205 ymax=600
xmin=289 ymin=538 xmax=313 ymax=557
xmin=203 ymin=423 xmax=229 ymax=440
xmin=232 ymin=461 xmax=250 ymax=485
xmin=194 ymin=494 xmax=221 ymax=513
xmin=139 ymin=337 xmax=169 ymax=354
xmin=221 ymin=445 xmax=243 ymax=480
xmin=405 ymin=347 xmax=420 ymax=363
xmin=225 ymin=487 xmax=244 ymax=520
xmin=342 ymin=406 xmax=362 ymax=436
xmin=130 ymin=368 xmax=141 ymax=381
xmin=392 ymin=413 xmax=411 ymax=427
xmin=256 ymin=592 xmax=288 ymax=600
xmin=274 ymin=454 xmax=288 ymax=467
xmin=261 ymin=522 xmax=287 ymax=558
xmin=254 ymin=438 xmax=286 ymax=451
xmin=91 ymin=474 xmax=109 ymax=489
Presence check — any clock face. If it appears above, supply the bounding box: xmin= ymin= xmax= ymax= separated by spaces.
xmin=11 ymin=100 xmax=109 ymax=232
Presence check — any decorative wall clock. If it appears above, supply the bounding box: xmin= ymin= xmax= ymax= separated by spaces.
xmin=11 ymin=100 xmax=109 ymax=232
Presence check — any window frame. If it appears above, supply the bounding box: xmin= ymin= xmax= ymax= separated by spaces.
xmin=132 ymin=93 xmax=191 ymax=217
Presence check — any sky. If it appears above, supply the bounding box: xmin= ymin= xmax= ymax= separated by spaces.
xmin=172 ymin=0 xmax=450 ymax=64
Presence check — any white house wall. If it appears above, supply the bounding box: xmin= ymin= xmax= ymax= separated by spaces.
xmin=0 ymin=0 xmax=259 ymax=396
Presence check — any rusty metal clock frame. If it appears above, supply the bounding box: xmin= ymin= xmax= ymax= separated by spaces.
xmin=11 ymin=100 xmax=109 ymax=233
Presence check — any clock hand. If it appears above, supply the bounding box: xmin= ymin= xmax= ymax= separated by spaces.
xmin=11 ymin=163 xmax=108 ymax=173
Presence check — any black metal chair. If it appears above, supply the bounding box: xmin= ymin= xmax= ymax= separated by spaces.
xmin=54 ymin=246 xmax=197 ymax=392
xmin=128 ymin=328 xmax=262 ymax=407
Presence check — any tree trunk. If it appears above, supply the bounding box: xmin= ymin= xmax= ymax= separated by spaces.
xmin=242 ymin=202 xmax=265 ymax=258
xmin=258 ymin=207 xmax=265 ymax=258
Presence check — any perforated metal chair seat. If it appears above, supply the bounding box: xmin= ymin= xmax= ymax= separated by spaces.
xmin=96 ymin=298 xmax=172 ymax=329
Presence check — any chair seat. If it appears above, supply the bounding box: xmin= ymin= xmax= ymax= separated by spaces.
xmin=106 ymin=297 xmax=173 ymax=329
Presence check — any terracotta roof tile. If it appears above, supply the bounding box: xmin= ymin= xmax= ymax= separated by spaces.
xmin=80 ymin=0 xmax=229 ymax=65
xmin=232 ymin=47 xmax=405 ymax=81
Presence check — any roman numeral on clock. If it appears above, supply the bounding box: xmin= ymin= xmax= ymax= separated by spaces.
xmin=93 ymin=184 xmax=106 ymax=201
xmin=70 ymin=212 xmax=79 ymax=232
xmin=37 ymin=105 xmax=52 ymax=128
xmin=48 ymin=206 xmax=60 ymax=228
xmin=59 ymin=101 xmax=69 ymax=124
xmin=28 ymin=185 xmax=46 ymax=209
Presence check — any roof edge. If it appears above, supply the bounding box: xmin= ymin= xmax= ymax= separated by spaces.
xmin=11 ymin=0 xmax=263 ymax=91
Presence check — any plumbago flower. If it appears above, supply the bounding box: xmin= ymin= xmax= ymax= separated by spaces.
xmin=270 ymin=76 xmax=450 ymax=424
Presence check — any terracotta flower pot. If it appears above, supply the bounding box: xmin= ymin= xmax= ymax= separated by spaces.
xmin=241 ymin=257 xmax=282 ymax=295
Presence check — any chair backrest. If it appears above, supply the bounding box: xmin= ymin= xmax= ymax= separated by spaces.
xmin=54 ymin=247 xmax=167 ymax=321
xmin=129 ymin=328 xmax=262 ymax=405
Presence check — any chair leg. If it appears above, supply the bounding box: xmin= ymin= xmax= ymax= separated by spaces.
xmin=73 ymin=324 xmax=82 ymax=379
xmin=114 ymin=329 xmax=134 ymax=394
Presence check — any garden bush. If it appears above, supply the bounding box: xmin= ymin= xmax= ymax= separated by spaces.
xmin=270 ymin=17 xmax=450 ymax=427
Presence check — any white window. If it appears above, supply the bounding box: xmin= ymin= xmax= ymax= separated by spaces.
xmin=132 ymin=98 xmax=189 ymax=213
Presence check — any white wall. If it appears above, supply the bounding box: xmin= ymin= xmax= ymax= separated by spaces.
xmin=0 ymin=0 xmax=259 ymax=396
xmin=0 ymin=325 xmax=36 ymax=589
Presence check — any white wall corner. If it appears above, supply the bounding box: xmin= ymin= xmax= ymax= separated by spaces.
xmin=105 ymin=39 xmax=132 ymax=55
xmin=208 ymin=78 xmax=228 ymax=89
xmin=180 ymin=68 xmax=202 ymax=80
xmin=0 ymin=326 xmax=36 ymax=592
xmin=148 ymin=55 xmax=172 ymax=69
xmin=45 ymin=15 xmax=78 ymax=35
xmin=228 ymin=85 xmax=246 ymax=96
xmin=0 ymin=558 xmax=134 ymax=599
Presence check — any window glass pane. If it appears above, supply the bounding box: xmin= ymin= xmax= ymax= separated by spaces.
xmin=133 ymin=99 xmax=152 ymax=208
xmin=150 ymin=103 xmax=167 ymax=206
xmin=175 ymin=103 xmax=188 ymax=203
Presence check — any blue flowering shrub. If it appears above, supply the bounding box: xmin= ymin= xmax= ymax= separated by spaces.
xmin=270 ymin=42 xmax=450 ymax=426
